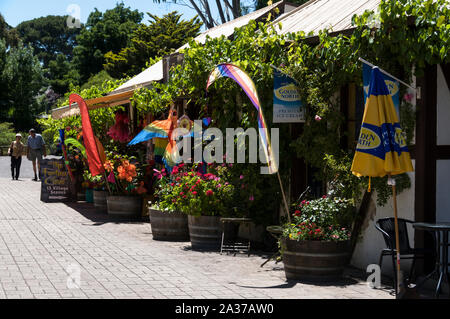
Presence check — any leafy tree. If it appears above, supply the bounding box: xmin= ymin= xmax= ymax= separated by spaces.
xmin=0 ymin=39 xmax=9 ymax=120
xmin=153 ymin=0 xmax=251 ymax=29
xmin=0 ymin=122 xmax=17 ymax=146
xmin=0 ymin=13 xmax=20 ymax=47
xmin=2 ymin=42 xmax=46 ymax=130
xmin=80 ymin=70 xmax=115 ymax=90
xmin=104 ymin=11 xmax=202 ymax=78
xmin=72 ymin=2 xmax=144 ymax=82
xmin=16 ymin=15 xmax=81 ymax=68
xmin=48 ymin=54 xmax=81 ymax=95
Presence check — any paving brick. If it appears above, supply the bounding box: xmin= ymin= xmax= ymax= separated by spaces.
xmin=0 ymin=170 xmax=393 ymax=300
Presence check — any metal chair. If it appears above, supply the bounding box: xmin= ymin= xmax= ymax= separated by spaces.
xmin=375 ymin=218 xmax=431 ymax=292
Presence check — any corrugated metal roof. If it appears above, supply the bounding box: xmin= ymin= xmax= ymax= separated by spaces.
xmin=112 ymin=60 xmax=163 ymax=94
xmin=274 ymin=0 xmax=380 ymax=35
xmin=178 ymin=0 xmax=285 ymax=50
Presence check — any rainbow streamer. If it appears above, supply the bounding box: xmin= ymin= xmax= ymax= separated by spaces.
xmin=207 ymin=63 xmax=278 ymax=174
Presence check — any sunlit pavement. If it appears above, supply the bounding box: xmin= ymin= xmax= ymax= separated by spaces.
xmin=0 ymin=157 xmax=393 ymax=299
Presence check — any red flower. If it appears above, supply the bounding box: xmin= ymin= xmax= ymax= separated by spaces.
xmin=322 ymin=195 xmax=327 ymax=199
xmin=206 ymin=190 xmax=214 ymax=196
xmin=192 ymin=191 xmax=198 ymax=196
xmin=294 ymin=210 xmax=301 ymax=216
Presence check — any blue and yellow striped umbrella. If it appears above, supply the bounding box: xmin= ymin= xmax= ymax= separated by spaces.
xmin=351 ymin=66 xmax=414 ymax=296
xmin=351 ymin=67 xmax=413 ymax=179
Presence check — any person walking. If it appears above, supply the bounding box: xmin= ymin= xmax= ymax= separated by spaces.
xmin=27 ymin=129 xmax=46 ymax=181
xmin=8 ymin=134 xmax=25 ymax=181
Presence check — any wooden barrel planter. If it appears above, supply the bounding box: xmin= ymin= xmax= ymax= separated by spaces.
xmin=282 ymin=239 xmax=351 ymax=282
xmin=77 ymin=192 xmax=86 ymax=202
xmin=107 ymin=196 xmax=142 ymax=217
xmin=93 ymin=190 xmax=108 ymax=212
xmin=188 ymin=216 xmax=222 ymax=251
xmin=149 ymin=209 xmax=189 ymax=241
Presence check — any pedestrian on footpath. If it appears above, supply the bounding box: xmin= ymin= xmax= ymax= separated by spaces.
xmin=8 ymin=133 xmax=25 ymax=181
xmin=27 ymin=129 xmax=46 ymax=181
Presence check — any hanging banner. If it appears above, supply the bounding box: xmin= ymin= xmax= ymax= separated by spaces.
xmin=273 ymin=70 xmax=304 ymax=123
xmin=363 ymin=63 xmax=400 ymax=118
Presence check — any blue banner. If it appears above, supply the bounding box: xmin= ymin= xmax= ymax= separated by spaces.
xmin=363 ymin=63 xmax=400 ymax=118
xmin=273 ymin=70 xmax=304 ymax=123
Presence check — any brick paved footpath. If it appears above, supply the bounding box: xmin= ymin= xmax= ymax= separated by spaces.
xmin=0 ymin=172 xmax=393 ymax=299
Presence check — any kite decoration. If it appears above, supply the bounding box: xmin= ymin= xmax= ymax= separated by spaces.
xmin=206 ymin=63 xmax=278 ymax=174
xmin=69 ymin=94 xmax=105 ymax=177
xmin=129 ymin=111 xmax=202 ymax=170
xmin=129 ymin=110 xmax=180 ymax=170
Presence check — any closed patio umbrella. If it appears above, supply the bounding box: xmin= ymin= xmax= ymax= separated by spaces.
xmin=351 ymin=67 xmax=414 ymax=296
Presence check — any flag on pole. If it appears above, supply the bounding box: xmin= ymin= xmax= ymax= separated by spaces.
xmin=206 ymin=63 xmax=278 ymax=174
xmin=69 ymin=94 xmax=105 ymax=176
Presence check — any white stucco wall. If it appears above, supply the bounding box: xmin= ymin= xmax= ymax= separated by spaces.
xmin=351 ymin=168 xmax=415 ymax=277
xmin=436 ymin=64 xmax=450 ymax=223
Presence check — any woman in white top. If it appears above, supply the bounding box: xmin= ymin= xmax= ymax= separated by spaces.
xmin=8 ymin=134 xmax=25 ymax=181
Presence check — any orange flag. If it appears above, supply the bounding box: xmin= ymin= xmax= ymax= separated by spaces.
xmin=69 ymin=94 xmax=105 ymax=176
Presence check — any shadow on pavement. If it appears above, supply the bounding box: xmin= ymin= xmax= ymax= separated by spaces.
xmin=64 ymin=202 xmax=149 ymax=226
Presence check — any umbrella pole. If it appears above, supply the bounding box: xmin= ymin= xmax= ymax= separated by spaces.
xmin=390 ymin=176 xmax=402 ymax=296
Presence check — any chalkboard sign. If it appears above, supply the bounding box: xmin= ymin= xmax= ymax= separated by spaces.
xmin=40 ymin=158 xmax=74 ymax=203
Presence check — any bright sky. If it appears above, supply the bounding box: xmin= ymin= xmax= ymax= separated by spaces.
xmin=0 ymin=0 xmax=199 ymax=27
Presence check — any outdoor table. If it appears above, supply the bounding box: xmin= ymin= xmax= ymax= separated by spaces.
xmin=413 ymin=222 xmax=450 ymax=298
xmin=260 ymin=226 xmax=284 ymax=268
xmin=220 ymin=218 xmax=253 ymax=256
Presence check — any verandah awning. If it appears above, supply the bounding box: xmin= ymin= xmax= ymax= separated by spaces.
xmin=51 ymin=90 xmax=135 ymax=120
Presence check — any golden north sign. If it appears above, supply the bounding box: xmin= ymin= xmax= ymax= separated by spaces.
xmin=275 ymin=84 xmax=300 ymax=102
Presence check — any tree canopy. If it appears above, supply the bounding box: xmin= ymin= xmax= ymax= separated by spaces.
xmin=0 ymin=40 xmax=46 ymax=130
xmin=16 ymin=15 xmax=81 ymax=68
xmin=0 ymin=13 xmax=20 ymax=47
xmin=72 ymin=3 xmax=144 ymax=83
xmin=104 ymin=11 xmax=202 ymax=78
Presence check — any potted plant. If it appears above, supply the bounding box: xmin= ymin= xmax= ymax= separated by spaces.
xmin=83 ymin=170 xmax=108 ymax=211
xmin=148 ymin=165 xmax=190 ymax=242
xmin=104 ymin=157 xmax=148 ymax=217
xmin=168 ymin=163 xmax=235 ymax=251
xmin=281 ymin=196 xmax=354 ymax=282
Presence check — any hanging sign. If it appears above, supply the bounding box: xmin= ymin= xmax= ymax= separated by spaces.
xmin=273 ymin=70 xmax=304 ymax=123
xmin=363 ymin=63 xmax=400 ymax=118
xmin=40 ymin=158 xmax=74 ymax=203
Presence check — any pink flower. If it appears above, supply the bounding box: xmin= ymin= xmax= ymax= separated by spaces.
xmin=107 ymin=171 xmax=116 ymax=184
xmin=172 ymin=166 xmax=179 ymax=175
xmin=192 ymin=191 xmax=198 ymax=196
xmin=249 ymin=195 xmax=255 ymax=201
xmin=315 ymin=115 xmax=322 ymax=122
xmin=403 ymin=93 xmax=414 ymax=102
xmin=240 ymin=175 xmax=244 ymax=180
